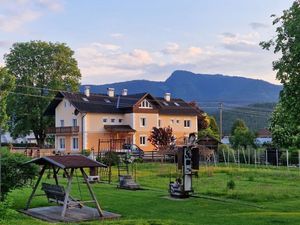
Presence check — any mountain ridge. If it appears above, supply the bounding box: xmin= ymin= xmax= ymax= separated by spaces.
xmin=80 ymin=70 xmax=282 ymax=104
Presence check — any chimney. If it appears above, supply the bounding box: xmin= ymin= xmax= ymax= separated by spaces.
xmin=121 ymin=89 xmax=128 ymax=96
xmin=164 ymin=93 xmax=171 ymax=102
xmin=84 ymin=86 xmax=90 ymax=97
xmin=107 ymin=87 xmax=115 ymax=97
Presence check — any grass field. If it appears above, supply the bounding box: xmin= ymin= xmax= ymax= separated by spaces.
xmin=3 ymin=162 xmax=300 ymax=225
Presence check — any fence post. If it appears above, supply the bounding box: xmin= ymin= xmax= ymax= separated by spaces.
xmin=238 ymin=149 xmax=240 ymax=168
xmin=248 ymin=148 xmax=250 ymax=165
xmin=286 ymin=150 xmax=289 ymax=169
xmin=254 ymin=149 xmax=257 ymax=168
xmin=265 ymin=150 xmax=268 ymax=167
xmin=298 ymin=150 xmax=300 ymax=173
xmin=222 ymin=149 xmax=227 ymax=166
xmin=276 ymin=149 xmax=279 ymax=167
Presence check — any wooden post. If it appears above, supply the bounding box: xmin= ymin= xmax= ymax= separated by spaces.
xmin=265 ymin=150 xmax=268 ymax=167
xmin=80 ymin=168 xmax=104 ymax=217
xmin=25 ymin=165 xmax=46 ymax=210
xmin=61 ymin=168 xmax=74 ymax=217
xmin=52 ymin=165 xmax=59 ymax=186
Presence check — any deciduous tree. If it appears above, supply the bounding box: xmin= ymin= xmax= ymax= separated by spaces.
xmin=5 ymin=41 xmax=81 ymax=147
xmin=260 ymin=1 xmax=300 ymax=148
xmin=0 ymin=67 xmax=15 ymax=146
xmin=148 ymin=126 xmax=175 ymax=162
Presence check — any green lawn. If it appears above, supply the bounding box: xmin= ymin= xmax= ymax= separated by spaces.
xmin=3 ymin=163 xmax=300 ymax=225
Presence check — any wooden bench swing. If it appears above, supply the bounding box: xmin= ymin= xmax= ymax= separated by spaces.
xmin=24 ymin=155 xmax=108 ymax=218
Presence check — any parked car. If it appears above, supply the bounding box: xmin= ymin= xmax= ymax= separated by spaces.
xmin=116 ymin=144 xmax=144 ymax=158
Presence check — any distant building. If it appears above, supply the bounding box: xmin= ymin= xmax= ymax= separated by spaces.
xmin=0 ymin=131 xmax=36 ymax=144
xmin=255 ymin=128 xmax=272 ymax=145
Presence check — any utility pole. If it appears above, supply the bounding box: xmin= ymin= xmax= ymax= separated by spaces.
xmin=219 ymin=102 xmax=223 ymax=140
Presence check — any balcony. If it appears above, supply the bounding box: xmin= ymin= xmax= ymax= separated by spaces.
xmin=46 ymin=126 xmax=79 ymax=134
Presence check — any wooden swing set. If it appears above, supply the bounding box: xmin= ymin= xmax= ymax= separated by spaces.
xmin=23 ymin=155 xmax=121 ymax=222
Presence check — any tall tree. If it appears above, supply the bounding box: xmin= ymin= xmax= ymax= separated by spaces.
xmin=260 ymin=1 xmax=300 ymax=148
xmin=0 ymin=67 xmax=15 ymax=145
xmin=198 ymin=116 xmax=220 ymax=140
xmin=230 ymin=119 xmax=247 ymax=135
xmin=229 ymin=119 xmax=255 ymax=150
xmin=5 ymin=41 xmax=81 ymax=147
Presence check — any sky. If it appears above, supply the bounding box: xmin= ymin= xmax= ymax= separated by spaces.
xmin=0 ymin=0 xmax=295 ymax=85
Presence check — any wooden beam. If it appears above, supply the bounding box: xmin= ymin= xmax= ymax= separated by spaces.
xmin=61 ymin=168 xmax=74 ymax=217
xmin=80 ymin=168 xmax=104 ymax=217
xmin=52 ymin=165 xmax=59 ymax=186
xmin=25 ymin=165 xmax=46 ymax=210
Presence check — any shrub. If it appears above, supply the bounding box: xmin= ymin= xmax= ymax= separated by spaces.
xmin=97 ymin=151 xmax=120 ymax=166
xmin=227 ymin=180 xmax=235 ymax=190
xmin=81 ymin=149 xmax=91 ymax=156
xmin=0 ymin=147 xmax=39 ymax=201
xmin=0 ymin=198 xmax=16 ymax=221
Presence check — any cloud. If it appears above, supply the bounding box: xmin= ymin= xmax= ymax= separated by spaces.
xmin=91 ymin=42 xmax=121 ymax=51
xmin=0 ymin=0 xmax=64 ymax=32
xmin=162 ymin=42 xmax=180 ymax=54
xmin=221 ymin=32 xmax=236 ymax=38
xmin=75 ymin=34 xmax=277 ymax=85
xmin=249 ymin=22 xmax=269 ymax=30
xmin=219 ymin=32 xmax=260 ymax=52
xmin=110 ymin=33 xmax=124 ymax=38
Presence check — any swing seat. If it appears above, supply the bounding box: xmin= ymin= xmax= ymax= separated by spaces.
xmin=41 ymin=183 xmax=83 ymax=209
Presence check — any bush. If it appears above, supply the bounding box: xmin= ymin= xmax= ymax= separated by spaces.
xmin=0 ymin=147 xmax=39 ymax=200
xmin=97 ymin=151 xmax=120 ymax=166
xmin=81 ymin=149 xmax=91 ymax=156
xmin=0 ymin=198 xmax=16 ymax=221
xmin=227 ymin=180 xmax=235 ymax=190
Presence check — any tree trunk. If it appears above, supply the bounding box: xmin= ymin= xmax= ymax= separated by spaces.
xmin=34 ymin=131 xmax=45 ymax=148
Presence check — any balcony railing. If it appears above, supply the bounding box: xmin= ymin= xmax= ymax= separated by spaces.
xmin=46 ymin=126 xmax=79 ymax=134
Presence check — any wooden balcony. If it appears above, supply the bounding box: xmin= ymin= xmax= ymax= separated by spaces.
xmin=46 ymin=126 xmax=79 ymax=134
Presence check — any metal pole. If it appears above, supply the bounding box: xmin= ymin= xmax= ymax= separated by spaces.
xmin=286 ymin=150 xmax=289 ymax=169
xmin=254 ymin=149 xmax=257 ymax=168
xmin=222 ymin=149 xmax=227 ymax=166
xmin=276 ymin=149 xmax=279 ymax=167
xmin=298 ymin=150 xmax=300 ymax=173
xmin=265 ymin=150 xmax=268 ymax=167
xmin=238 ymin=149 xmax=240 ymax=168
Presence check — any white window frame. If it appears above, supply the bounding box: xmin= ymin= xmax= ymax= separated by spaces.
xmin=176 ymin=119 xmax=180 ymax=124
xmin=170 ymin=119 xmax=175 ymax=125
xmin=140 ymin=99 xmax=152 ymax=109
xmin=111 ymin=118 xmax=116 ymax=123
xmin=118 ymin=118 xmax=123 ymax=123
xmin=184 ymin=120 xmax=191 ymax=128
xmin=72 ymin=137 xmax=79 ymax=151
xmin=58 ymin=137 xmax=65 ymax=150
xmin=60 ymin=120 xmax=64 ymax=127
xmin=72 ymin=118 xmax=77 ymax=127
xmin=139 ymin=135 xmax=147 ymax=146
xmin=102 ymin=118 xmax=108 ymax=124
xmin=140 ymin=117 xmax=146 ymax=127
